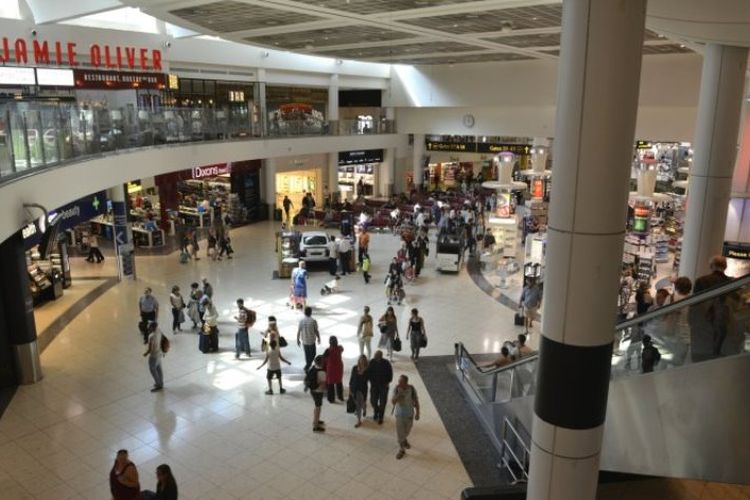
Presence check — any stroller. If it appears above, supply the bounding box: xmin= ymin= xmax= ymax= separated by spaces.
xmin=385 ymin=272 xmax=405 ymax=305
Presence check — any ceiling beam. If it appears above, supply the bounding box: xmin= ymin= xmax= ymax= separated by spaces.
xmin=26 ymin=0 xmax=123 ymax=24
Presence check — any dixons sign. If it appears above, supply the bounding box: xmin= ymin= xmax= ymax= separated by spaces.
xmin=192 ymin=163 xmax=231 ymax=179
xmin=0 ymin=37 xmax=162 ymax=71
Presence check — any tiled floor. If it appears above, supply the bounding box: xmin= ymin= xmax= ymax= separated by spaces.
xmin=0 ymin=221 xmax=529 ymax=499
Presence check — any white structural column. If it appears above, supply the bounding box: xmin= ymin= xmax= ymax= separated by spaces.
xmin=262 ymin=158 xmax=276 ymax=210
xmin=380 ymin=148 xmax=396 ymax=196
xmin=726 ymin=103 xmax=750 ymax=242
xmin=327 ymin=153 xmax=339 ymax=202
xmin=680 ymin=45 xmax=749 ymax=280
xmin=328 ymin=74 xmax=339 ymax=134
xmin=527 ymin=2 xmax=647 ymax=500
xmin=412 ymin=133 xmax=425 ymax=191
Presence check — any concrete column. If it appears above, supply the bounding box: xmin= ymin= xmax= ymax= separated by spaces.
xmin=254 ymin=79 xmax=267 ymax=137
xmin=328 ymin=74 xmax=339 ymax=135
xmin=327 ymin=153 xmax=339 ymax=203
xmin=412 ymin=133 xmax=425 ymax=192
xmin=527 ymin=2 xmax=647 ymax=500
xmin=726 ymin=103 xmax=750 ymax=242
xmin=380 ymin=148 xmax=396 ymax=197
xmin=680 ymin=44 xmax=749 ymax=280
xmin=0 ymin=230 xmax=42 ymax=384
xmin=262 ymin=158 xmax=276 ymax=210
xmin=107 ymin=185 xmax=135 ymax=280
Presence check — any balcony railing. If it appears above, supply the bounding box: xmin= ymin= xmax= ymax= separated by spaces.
xmin=0 ymin=101 xmax=396 ymax=182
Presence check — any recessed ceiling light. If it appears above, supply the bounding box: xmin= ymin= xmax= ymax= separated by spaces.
xmin=658 ymin=34 xmax=666 ymax=38
xmin=452 ymin=23 xmax=459 ymax=28
xmin=531 ymin=17 xmax=538 ymax=21
xmin=679 ymin=44 xmax=685 ymax=48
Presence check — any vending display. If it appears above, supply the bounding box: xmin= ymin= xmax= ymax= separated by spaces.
xmin=633 ymin=206 xmax=650 ymax=233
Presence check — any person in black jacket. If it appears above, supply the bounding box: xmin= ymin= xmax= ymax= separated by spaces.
xmin=349 ymin=354 xmax=369 ymax=428
xmin=368 ymin=350 xmax=393 ymax=425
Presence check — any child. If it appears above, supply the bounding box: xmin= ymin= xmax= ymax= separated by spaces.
xmin=321 ymin=275 xmax=341 ymax=295
xmin=257 ymin=340 xmax=291 ymax=395
xmin=641 ymin=335 xmax=661 ymax=373
xmin=362 ymin=253 xmax=371 ymax=284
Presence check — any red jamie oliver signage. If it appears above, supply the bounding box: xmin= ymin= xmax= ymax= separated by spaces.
xmin=74 ymin=69 xmax=165 ymax=90
xmin=192 ymin=163 xmax=231 ymax=179
xmin=0 ymin=37 xmax=162 ymax=71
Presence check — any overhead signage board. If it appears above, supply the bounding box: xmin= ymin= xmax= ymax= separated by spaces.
xmin=636 ymin=141 xmax=653 ymax=149
xmin=23 ymin=191 xmax=107 ymax=247
xmin=192 ymin=163 xmax=231 ymax=179
xmin=36 ymin=67 xmax=74 ymax=86
xmin=0 ymin=66 xmax=35 ymax=85
xmin=425 ymin=140 xmax=477 ymax=153
xmin=73 ymin=70 xmax=166 ymax=90
xmin=723 ymin=241 xmax=750 ymax=260
xmin=477 ymin=143 xmax=532 ymax=155
xmin=338 ymin=149 xmax=384 ymax=165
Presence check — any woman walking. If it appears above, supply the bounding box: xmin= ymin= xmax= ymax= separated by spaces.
xmin=201 ymin=298 xmax=219 ymax=353
xmin=187 ymin=283 xmax=202 ymax=329
xmin=378 ymin=306 xmax=399 ymax=361
xmin=169 ymin=286 xmax=185 ymax=333
xmin=324 ymin=336 xmax=345 ymax=403
xmin=290 ymin=260 xmax=308 ymax=309
xmin=349 ymin=354 xmax=369 ymax=427
xmin=261 ymin=315 xmax=281 ymax=351
xmin=406 ymin=308 xmax=427 ymax=360
xmin=357 ymin=305 xmax=374 ymax=358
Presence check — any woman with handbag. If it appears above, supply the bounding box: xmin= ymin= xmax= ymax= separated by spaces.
xmin=378 ymin=306 xmax=399 ymax=361
xmin=406 ymin=308 xmax=427 ymax=361
xmin=201 ymin=298 xmax=219 ymax=353
xmin=348 ymin=354 xmax=369 ymax=428
xmin=357 ymin=306 xmax=374 ymax=358
xmin=169 ymin=285 xmax=185 ymax=333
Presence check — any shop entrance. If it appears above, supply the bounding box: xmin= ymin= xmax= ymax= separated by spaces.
xmin=276 ymin=169 xmax=318 ymax=216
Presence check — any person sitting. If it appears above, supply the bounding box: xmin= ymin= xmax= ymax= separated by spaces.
xmin=483 ymin=346 xmax=512 ymax=369
xmin=511 ymin=334 xmax=533 ymax=361
xmin=321 ymin=276 xmax=341 ymax=295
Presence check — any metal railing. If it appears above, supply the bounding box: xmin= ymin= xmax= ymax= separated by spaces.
xmin=0 ymin=101 xmax=396 ymax=183
xmin=455 ymin=272 xmax=750 ymax=482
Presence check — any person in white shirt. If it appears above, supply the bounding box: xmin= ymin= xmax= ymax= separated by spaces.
xmin=86 ymin=233 xmax=104 ymax=263
xmin=415 ymin=210 xmax=426 ymax=229
xmin=326 ymin=236 xmax=338 ymax=276
xmin=257 ymin=339 xmax=291 ymax=395
xmin=337 ymin=237 xmax=353 ymax=275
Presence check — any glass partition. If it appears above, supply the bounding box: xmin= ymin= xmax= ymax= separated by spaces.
xmin=0 ymin=102 xmax=396 ymax=184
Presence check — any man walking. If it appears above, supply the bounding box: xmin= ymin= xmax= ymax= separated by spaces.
xmin=368 ymin=350 xmax=393 ymax=424
xmin=358 ymin=227 xmax=370 ymax=266
xmin=326 ymin=235 xmax=338 ymax=276
xmin=306 ymin=355 xmax=327 ymax=432
xmin=234 ymin=298 xmax=254 ymax=359
xmin=392 ymin=374 xmax=420 ymax=459
xmin=297 ymin=306 xmax=321 ymax=371
xmin=282 ymin=195 xmax=294 ymax=224
xmin=138 ymin=288 xmax=159 ymax=344
xmin=143 ymin=322 xmax=165 ymax=392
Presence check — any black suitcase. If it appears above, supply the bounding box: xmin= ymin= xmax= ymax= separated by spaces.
xmin=514 ymin=313 xmax=525 ymax=326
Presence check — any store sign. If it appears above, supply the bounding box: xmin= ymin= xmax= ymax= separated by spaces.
xmin=36 ymin=67 xmax=74 ymax=86
xmin=74 ymin=70 xmax=166 ymax=90
xmin=636 ymin=141 xmax=653 ymax=149
xmin=338 ymin=149 xmax=384 ymax=165
xmin=192 ymin=163 xmax=231 ymax=179
xmin=23 ymin=191 xmax=107 ymax=247
xmin=477 ymin=143 xmax=532 ymax=155
xmin=426 ymin=140 xmax=476 ymax=153
xmin=0 ymin=37 xmax=162 ymax=71
xmin=0 ymin=66 xmax=35 ymax=85
xmin=168 ymin=74 xmax=179 ymax=90
xmin=723 ymin=241 xmax=750 ymax=260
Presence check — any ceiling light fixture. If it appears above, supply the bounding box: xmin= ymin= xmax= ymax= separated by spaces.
xmin=500 ymin=21 xmax=513 ymax=33
xmin=336 ymin=59 xmax=343 ymax=65
xmin=261 ymin=50 xmax=270 ymax=58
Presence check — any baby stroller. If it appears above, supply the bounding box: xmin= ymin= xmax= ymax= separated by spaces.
xmin=385 ymin=273 xmax=405 ymax=305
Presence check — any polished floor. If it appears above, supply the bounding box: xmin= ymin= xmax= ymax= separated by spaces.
xmin=0 ymin=221 xmax=529 ymax=499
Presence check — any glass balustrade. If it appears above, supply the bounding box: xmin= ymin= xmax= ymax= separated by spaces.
xmin=0 ymin=101 xmax=396 ymax=182
xmin=456 ymin=273 xmax=750 ymax=405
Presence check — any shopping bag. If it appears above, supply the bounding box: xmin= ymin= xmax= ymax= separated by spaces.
xmin=346 ymin=395 xmax=356 ymax=414
xmin=514 ymin=313 xmax=525 ymax=326
xmin=393 ymin=337 xmax=402 ymax=352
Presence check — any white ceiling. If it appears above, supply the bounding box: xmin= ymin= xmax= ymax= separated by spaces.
xmin=108 ymin=0 xmax=693 ymax=65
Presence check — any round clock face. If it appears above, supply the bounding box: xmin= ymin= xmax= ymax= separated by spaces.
xmin=463 ymin=114 xmax=475 ymax=128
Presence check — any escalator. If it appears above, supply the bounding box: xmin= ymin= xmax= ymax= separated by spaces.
xmin=454 ymin=273 xmax=750 ymax=486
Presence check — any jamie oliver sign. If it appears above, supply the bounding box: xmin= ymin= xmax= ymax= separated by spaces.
xmin=192 ymin=163 xmax=231 ymax=179
xmin=0 ymin=37 xmax=162 ymax=71
xmin=74 ymin=70 xmax=166 ymax=90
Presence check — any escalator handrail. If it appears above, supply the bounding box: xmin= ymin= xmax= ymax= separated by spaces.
xmin=458 ymin=272 xmax=750 ymax=377
xmin=615 ymin=272 xmax=750 ymax=331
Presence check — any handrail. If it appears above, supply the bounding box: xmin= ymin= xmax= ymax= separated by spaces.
xmin=457 ymin=271 xmax=750 ymax=376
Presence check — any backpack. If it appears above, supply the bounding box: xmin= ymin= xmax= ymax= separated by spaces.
xmin=160 ymin=335 xmax=171 ymax=354
xmin=244 ymin=308 xmax=257 ymax=328
xmin=305 ymin=367 xmax=319 ymax=391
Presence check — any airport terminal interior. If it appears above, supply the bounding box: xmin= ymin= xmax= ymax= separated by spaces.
xmin=0 ymin=0 xmax=749 ymax=499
